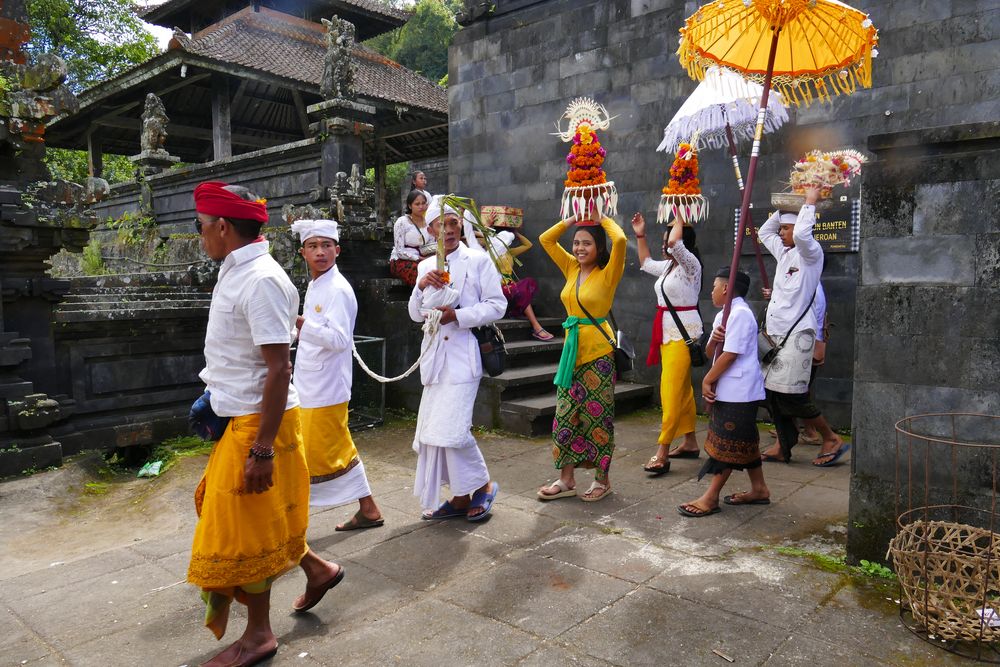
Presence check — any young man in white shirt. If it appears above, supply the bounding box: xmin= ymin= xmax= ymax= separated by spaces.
xmin=290 ymin=218 xmax=383 ymax=531
xmin=188 ymin=182 xmax=342 ymax=667
xmin=757 ymin=187 xmax=847 ymax=467
xmin=678 ymin=268 xmax=769 ymax=517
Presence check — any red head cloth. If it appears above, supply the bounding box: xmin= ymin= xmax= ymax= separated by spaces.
xmin=194 ymin=181 xmax=269 ymax=223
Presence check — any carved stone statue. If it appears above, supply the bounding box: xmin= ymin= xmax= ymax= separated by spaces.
xmin=348 ymin=163 xmax=363 ymax=196
xmin=140 ymin=93 xmax=169 ymax=155
xmin=320 ymin=16 xmax=356 ymax=100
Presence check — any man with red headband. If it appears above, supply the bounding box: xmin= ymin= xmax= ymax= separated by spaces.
xmin=188 ymin=182 xmax=343 ymax=667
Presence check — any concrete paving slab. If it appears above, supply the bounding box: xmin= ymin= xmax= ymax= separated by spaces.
xmin=2 ymin=547 xmax=149 ymax=602
xmin=303 ymin=598 xmax=539 ymax=667
xmin=515 ymin=644 xmax=613 ymax=667
xmin=434 ymin=552 xmax=635 ymax=639
xmin=444 ymin=501 xmax=564 ymax=548
xmin=559 ymin=586 xmax=785 ymax=666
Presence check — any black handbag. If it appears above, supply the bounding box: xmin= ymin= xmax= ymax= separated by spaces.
xmin=575 ymin=276 xmax=635 ymax=376
xmin=472 ymin=323 xmax=507 ymax=377
xmin=758 ymin=290 xmax=816 ymax=365
xmin=659 ymin=280 xmax=706 ymax=367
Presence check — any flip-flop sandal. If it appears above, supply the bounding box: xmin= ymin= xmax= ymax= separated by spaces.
xmin=292 ymin=565 xmax=345 ymax=613
xmin=643 ymin=456 xmax=671 ymax=475
xmin=724 ymin=493 xmax=771 ymax=506
xmin=580 ymin=480 xmax=612 ymax=503
xmin=467 ymin=481 xmax=499 ymax=522
xmin=531 ymin=329 xmax=555 ymax=341
xmin=799 ymin=433 xmax=823 ymax=446
xmin=667 ymin=447 xmax=701 ymax=459
xmin=761 ymin=453 xmax=789 ymax=464
xmin=421 ymin=500 xmax=468 ymax=520
xmin=677 ymin=503 xmax=721 ymax=518
xmin=537 ymin=478 xmax=576 ymax=500
xmin=813 ymin=443 xmax=851 ymax=467
xmin=335 ymin=511 xmax=385 ymax=531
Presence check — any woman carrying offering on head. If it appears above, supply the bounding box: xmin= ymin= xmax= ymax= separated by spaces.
xmin=633 ymin=140 xmax=710 ymax=474
xmin=537 ymin=98 xmax=626 ymax=503
xmin=389 ymin=190 xmax=433 ymax=286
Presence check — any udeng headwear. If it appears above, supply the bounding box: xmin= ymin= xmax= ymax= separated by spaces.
xmin=555 ymin=97 xmax=618 ymax=222
xmin=657 ymin=140 xmax=708 ymax=225
xmin=290 ymin=219 xmax=339 ymax=244
xmin=193 ymin=181 xmax=268 ymax=223
xmin=779 ymin=212 xmax=798 ymax=225
xmin=425 ymin=195 xmax=461 ymax=226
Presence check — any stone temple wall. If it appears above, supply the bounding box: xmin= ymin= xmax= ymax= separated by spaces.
xmin=847 ymin=122 xmax=1000 ymax=562
xmin=448 ymin=0 xmax=1000 ymax=430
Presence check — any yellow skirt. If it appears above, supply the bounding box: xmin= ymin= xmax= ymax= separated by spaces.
xmin=188 ymin=408 xmax=310 ymax=638
xmin=657 ymin=340 xmax=697 ymax=445
xmin=300 ymin=403 xmax=359 ymax=481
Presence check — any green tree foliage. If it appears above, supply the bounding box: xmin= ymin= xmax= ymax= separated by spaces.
xmin=366 ymin=0 xmax=458 ymax=83
xmin=46 ymin=147 xmax=135 ymax=184
xmin=26 ymin=0 xmax=160 ymax=91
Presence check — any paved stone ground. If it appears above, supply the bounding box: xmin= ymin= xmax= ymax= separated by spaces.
xmin=0 ymin=411 xmax=968 ymax=667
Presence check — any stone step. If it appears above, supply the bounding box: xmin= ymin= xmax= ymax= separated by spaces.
xmin=497 ymin=381 xmax=655 ymax=436
xmin=503 ymin=338 xmax=563 ymax=368
xmin=482 ymin=362 xmax=559 ymax=390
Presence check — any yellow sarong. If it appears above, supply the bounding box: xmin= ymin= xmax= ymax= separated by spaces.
xmin=188 ymin=408 xmax=309 ymax=638
xmin=300 ymin=403 xmax=359 ymax=481
xmin=657 ymin=340 xmax=697 ymax=445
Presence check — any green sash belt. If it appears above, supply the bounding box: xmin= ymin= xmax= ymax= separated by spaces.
xmin=554 ymin=316 xmax=607 ymax=389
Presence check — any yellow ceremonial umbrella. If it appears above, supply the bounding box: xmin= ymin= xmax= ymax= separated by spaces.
xmin=676 ymin=0 xmax=878 ymax=322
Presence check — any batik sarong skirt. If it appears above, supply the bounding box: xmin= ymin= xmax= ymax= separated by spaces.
xmin=389 ymin=258 xmax=419 ymax=286
xmin=699 ymin=400 xmax=762 ymax=479
xmin=502 ymin=277 xmax=537 ymax=317
xmin=551 ymin=354 xmax=615 ymax=477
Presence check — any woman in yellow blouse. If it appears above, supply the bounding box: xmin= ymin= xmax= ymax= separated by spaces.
xmin=536 ymin=214 xmax=626 ymax=502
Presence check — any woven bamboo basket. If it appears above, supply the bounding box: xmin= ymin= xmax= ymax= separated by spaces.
xmin=889 ymin=513 xmax=1000 ymax=643
xmin=770 ymin=191 xmax=834 ymax=212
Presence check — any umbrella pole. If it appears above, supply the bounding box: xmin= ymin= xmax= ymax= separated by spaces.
xmin=724 ymin=119 xmax=771 ymax=290
xmin=721 ymin=27 xmax=781 ymax=328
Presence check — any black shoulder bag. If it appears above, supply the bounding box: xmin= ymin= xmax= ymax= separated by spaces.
xmin=758 ymin=290 xmax=816 ymax=365
xmin=472 ymin=323 xmax=507 ymax=377
xmin=575 ymin=275 xmax=635 ymax=376
xmin=658 ymin=279 xmax=707 ymax=367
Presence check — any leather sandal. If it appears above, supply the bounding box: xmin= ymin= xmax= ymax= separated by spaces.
xmin=643 ymin=456 xmax=670 ymax=475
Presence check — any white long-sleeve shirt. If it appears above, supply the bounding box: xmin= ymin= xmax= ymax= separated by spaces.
xmin=759 ymin=205 xmax=823 ymax=337
xmin=407 ymin=243 xmax=507 ymax=386
xmin=640 ymin=239 xmax=703 ymax=341
xmin=292 ymin=266 xmax=356 ymax=408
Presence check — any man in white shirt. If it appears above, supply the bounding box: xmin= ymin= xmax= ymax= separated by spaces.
xmin=757 ymin=187 xmax=847 ymax=467
xmin=188 ymin=182 xmax=342 ymax=667
xmin=290 ymin=218 xmax=383 ymax=531
xmin=408 ymin=199 xmax=506 ymax=521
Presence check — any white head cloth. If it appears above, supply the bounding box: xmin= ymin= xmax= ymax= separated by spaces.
xmin=290 ymin=218 xmax=339 ymax=243
xmin=426 ymin=195 xmax=461 ymax=226
xmin=779 ymin=212 xmax=798 ymax=225
xmin=496 ymin=230 xmax=515 ymax=247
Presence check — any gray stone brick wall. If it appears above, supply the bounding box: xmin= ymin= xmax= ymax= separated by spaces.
xmin=448 ymin=0 xmax=1000 ymax=430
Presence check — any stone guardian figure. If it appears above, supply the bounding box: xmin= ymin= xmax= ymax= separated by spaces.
xmin=320 ymin=16 xmax=356 ymax=100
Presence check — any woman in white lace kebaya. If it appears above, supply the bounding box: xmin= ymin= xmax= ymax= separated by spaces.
xmin=389 ymin=190 xmax=434 ymax=286
xmin=631 ymin=212 xmax=703 ymax=474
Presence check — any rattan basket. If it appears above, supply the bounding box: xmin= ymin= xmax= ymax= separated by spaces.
xmin=888 ymin=514 xmax=1000 ymax=643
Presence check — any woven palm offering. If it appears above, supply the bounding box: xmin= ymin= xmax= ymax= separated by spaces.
xmin=888 ymin=518 xmax=1000 ymax=643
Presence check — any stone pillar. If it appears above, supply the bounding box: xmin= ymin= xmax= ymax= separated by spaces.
xmin=374 ymin=139 xmax=388 ymax=224
xmin=846 ymin=121 xmax=1000 ymax=564
xmin=211 ymin=75 xmax=232 ymax=161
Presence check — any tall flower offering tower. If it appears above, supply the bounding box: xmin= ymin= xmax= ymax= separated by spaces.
xmin=556 ymin=97 xmax=618 ymax=222
xmin=657 ymin=140 xmax=708 ymax=225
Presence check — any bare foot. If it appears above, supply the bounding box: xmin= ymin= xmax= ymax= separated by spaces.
xmin=761 ymin=445 xmax=787 ymax=462
xmin=200 ymin=637 xmax=277 ymax=667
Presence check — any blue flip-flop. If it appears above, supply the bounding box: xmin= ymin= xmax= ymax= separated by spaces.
xmin=814 ymin=443 xmax=851 ymax=467
xmin=421 ymin=500 xmax=467 ymax=520
xmin=467 ymin=482 xmax=499 ymax=522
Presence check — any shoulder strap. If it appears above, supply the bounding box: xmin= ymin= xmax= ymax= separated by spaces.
xmin=575 ymin=273 xmax=617 ymax=350
xmin=658 ymin=278 xmax=693 ymax=342
xmin=774 ymin=290 xmax=817 ymax=350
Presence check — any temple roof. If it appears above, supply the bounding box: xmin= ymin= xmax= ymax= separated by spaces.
xmin=46 ymin=6 xmax=447 ymax=162
xmin=141 ymin=0 xmax=409 ymax=40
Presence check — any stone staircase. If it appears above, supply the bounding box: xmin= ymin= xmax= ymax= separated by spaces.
xmin=486 ymin=317 xmax=654 ymax=436
xmin=357 ymin=271 xmax=655 ymax=436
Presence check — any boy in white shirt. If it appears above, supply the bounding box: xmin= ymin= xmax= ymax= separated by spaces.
xmin=291 ymin=219 xmax=383 ymax=532
xmin=678 ymin=267 xmax=769 ymax=517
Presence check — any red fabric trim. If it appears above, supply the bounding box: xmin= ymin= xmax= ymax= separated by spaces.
xmin=194 ymin=181 xmax=268 ymax=223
